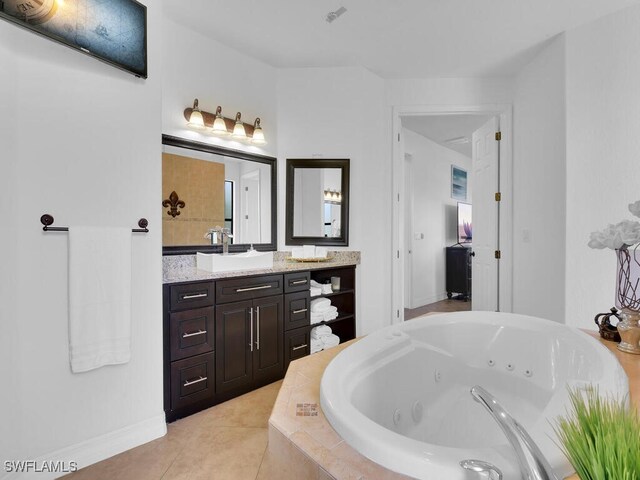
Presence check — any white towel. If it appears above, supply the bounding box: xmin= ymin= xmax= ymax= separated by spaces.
xmin=311 ymin=325 xmax=332 ymax=340
xmin=303 ymin=245 xmax=316 ymax=258
xmin=310 ymin=312 xmax=324 ymax=325
xmin=291 ymin=247 xmax=305 ymax=259
xmin=311 ymin=297 xmax=331 ymax=313
xmin=321 ymin=284 xmax=333 ymax=295
xmin=323 ymin=308 xmax=339 ymax=322
xmin=68 ymin=227 xmax=132 ymax=373
xmin=310 ymin=280 xmax=324 ymax=288
xmin=310 ymin=338 xmax=323 ymax=354
xmin=322 ymin=334 xmax=340 ymax=349
xmin=315 ymin=247 xmax=328 ymax=259
xmin=310 ymin=286 xmax=322 ymax=297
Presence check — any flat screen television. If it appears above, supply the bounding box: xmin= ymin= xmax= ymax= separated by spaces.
xmin=0 ymin=0 xmax=147 ymax=78
xmin=457 ymin=202 xmax=472 ymax=244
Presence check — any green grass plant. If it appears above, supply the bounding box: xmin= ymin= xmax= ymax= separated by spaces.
xmin=554 ymin=387 xmax=640 ymax=480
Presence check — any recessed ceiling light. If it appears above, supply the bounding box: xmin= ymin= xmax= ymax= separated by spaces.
xmin=326 ymin=6 xmax=347 ymax=23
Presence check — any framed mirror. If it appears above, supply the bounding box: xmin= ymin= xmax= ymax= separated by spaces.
xmin=162 ymin=135 xmax=277 ymax=255
xmin=285 ymin=158 xmax=350 ymax=246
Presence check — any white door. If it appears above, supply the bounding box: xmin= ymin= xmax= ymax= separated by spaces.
xmin=240 ymin=170 xmax=261 ymax=244
xmin=471 ymin=117 xmax=499 ymax=311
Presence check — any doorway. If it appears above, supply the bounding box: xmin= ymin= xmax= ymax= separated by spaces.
xmin=391 ymin=105 xmax=513 ymax=323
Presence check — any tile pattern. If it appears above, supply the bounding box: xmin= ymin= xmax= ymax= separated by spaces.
xmin=163 ymin=251 xmax=361 ymax=284
xmin=404 ymin=298 xmax=471 ymax=320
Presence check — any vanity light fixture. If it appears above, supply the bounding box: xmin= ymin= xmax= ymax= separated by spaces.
xmin=211 ymin=106 xmax=230 ymax=136
xmin=324 ymin=189 xmax=342 ymax=203
xmin=232 ymin=112 xmax=247 ymax=139
xmin=187 ymin=99 xmax=205 ymax=129
xmin=251 ymin=118 xmax=267 ymax=145
xmin=184 ymin=101 xmax=267 ymax=144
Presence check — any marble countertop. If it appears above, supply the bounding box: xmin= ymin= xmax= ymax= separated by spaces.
xmin=163 ymin=251 xmax=360 ymax=284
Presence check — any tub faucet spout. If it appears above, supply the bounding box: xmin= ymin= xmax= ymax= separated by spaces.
xmin=469 ymin=386 xmax=559 ymax=480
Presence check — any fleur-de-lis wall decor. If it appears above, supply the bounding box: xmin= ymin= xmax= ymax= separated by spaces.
xmin=162 ymin=191 xmax=185 ymax=218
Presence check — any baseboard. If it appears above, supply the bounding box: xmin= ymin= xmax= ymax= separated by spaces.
xmin=411 ymin=292 xmax=448 ymax=308
xmin=3 ymin=413 xmax=166 ymax=480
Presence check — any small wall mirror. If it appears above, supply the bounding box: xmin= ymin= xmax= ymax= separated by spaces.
xmin=286 ymin=158 xmax=349 ymax=246
xmin=162 ymin=135 xmax=276 ymax=254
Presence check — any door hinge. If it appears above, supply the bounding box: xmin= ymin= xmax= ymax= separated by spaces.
xmin=398 ymin=133 xmax=400 ymax=142
xmin=397 ymin=250 xmax=400 ymax=259
xmin=495 ymin=250 xmax=501 ymax=259
xmin=495 ymin=192 xmax=501 ymax=202
xmin=245 ymin=186 xmax=249 ymax=191
xmin=397 ymin=309 xmax=400 ymax=318
xmin=495 ymin=131 xmax=502 ymax=141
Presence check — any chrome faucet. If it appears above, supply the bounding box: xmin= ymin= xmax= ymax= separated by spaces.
xmin=207 ymin=227 xmax=233 ymax=254
xmin=461 ymin=386 xmax=559 ymax=480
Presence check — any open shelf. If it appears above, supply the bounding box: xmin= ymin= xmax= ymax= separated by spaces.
xmin=309 ymin=289 xmax=355 ymax=300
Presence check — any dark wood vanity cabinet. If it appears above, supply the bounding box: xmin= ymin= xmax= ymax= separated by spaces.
xmin=163 ymin=265 xmax=356 ymax=422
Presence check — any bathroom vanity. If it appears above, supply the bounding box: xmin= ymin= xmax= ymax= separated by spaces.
xmin=162 ymin=253 xmax=359 ymax=422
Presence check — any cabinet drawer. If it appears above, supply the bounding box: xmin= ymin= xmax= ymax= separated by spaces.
xmin=284 ymin=291 xmax=310 ymax=331
xmin=215 ymin=275 xmax=283 ymax=304
xmin=170 ymin=307 xmax=215 ymax=361
xmin=170 ymin=352 xmax=215 ymax=411
xmin=284 ymin=328 xmax=311 ymax=372
xmin=284 ymin=272 xmax=310 ymax=293
xmin=170 ymin=282 xmax=215 ymax=311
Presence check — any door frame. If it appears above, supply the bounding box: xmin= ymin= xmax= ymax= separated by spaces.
xmin=391 ymin=104 xmax=513 ymax=322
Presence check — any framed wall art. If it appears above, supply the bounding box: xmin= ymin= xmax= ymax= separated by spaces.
xmin=0 ymin=0 xmax=147 ymax=78
xmin=451 ymin=165 xmax=467 ymax=201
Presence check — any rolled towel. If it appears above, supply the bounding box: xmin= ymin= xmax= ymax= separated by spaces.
xmin=321 ymin=284 xmax=333 ymax=295
xmin=310 ymin=286 xmax=322 ymax=297
xmin=310 ymin=312 xmax=324 ymax=325
xmin=322 ymin=334 xmax=340 ymax=349
xmin=311 ymin=297 xmax=331 ymax=313
xmin=311 ymin=325 xmax=332 ymax=340
xmin=323 ymin=309 xmax=339 ymax=322
xmin=310 ymin=338 xmax=323 ymax=354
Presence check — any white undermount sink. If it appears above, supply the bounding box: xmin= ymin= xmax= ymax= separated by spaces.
xmin=196 ymin=250 xmax=274 ymax=273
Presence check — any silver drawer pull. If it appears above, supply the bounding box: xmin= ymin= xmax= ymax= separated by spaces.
xmin=183 ymin=376 xmax=207 ymax=387
xmin=292 ymin=344 xmax=308 ymax=351
xmin=183 ymin=330 xmax=207 ymax=338
xmin=182 ymin=293 xmax=207 ymax=300
xmin=236 ymin=285 xmax=272 ymax=293
xmin=292 ymin=308 xmax=308 ymax=314
xmin=291 ymin=279 xmax=307 ymax=285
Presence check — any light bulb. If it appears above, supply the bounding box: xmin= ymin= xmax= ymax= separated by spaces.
xmin=251 ymin=117 xmax=267 ymax=145
xmin=232 ymin=112 xmax=246 ymax=139
xmin=211 ymin=106 xmax=230 ymax=136
xmin=187 ymin=99 xmax=205 ymax=129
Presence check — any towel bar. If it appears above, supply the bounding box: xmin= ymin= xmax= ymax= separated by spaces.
xmin=40 ymin=214 xmax=149 ymax=233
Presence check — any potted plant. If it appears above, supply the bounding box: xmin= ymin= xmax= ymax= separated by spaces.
xmin=555 ymin=387 xmax=640 ymax=480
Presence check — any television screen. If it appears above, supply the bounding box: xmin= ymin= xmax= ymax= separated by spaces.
xmin=457 ymin=202 xmax=472 ymax=243
xmin=0 ymin=0 xmax=147 ymax=78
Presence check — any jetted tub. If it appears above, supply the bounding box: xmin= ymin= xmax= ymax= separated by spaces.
xmin=320 ymin=311 xmax=629 ymax=480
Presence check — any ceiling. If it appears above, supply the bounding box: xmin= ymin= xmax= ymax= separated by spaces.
xmin=402 ymin=115 xmax=493 ymax=158
xmin=164 ymin=0 xmax=639 ymax=78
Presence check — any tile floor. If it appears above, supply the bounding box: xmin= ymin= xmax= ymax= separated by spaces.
xmin=63 ymin=381 xmax=283 ymax=480
xmin=404 ymin=297 xmax=471 ymax=320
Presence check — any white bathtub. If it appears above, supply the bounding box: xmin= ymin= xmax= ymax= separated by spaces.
xmin=320 ymin=311 xmax=628 ymax=480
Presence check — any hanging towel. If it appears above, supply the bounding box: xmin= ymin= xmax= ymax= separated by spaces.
xmin=322 ymin=334 xmax=340 ymax=349
xmin=310 ymin=338 xmax=323 ymax=354
xmin=311 ymin=297 xmax=331 ymax=313
xmin=68 ymin=227 xmax=132 ymax=373
xmin=311 ymin=325 xmax=332 ymax=340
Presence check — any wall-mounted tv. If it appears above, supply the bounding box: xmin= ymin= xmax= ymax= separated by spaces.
xmin=0 ymin=0 xmax=147 ymax=78
xmin=457 ymin=202 xmax=472 ymax=244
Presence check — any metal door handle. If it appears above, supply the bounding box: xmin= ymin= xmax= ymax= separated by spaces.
xmin=292 ymin=344 xmax=308 ymax=351
xmin=256 ymin=306 xmax=261 ymax=350
xmin=182 ymin=293 xmax=207 ymax=299
xmin=291 ymin=280 xmax=307 ymax=285
xmin=182 ymin=330 xmax=207 ymax=338
xmin=292 ymin=308 xmax=308 ymax=314
xmin=183 ymin=376 xmax=207 ymax=387
xmin=249 ymin=307 xmax=254 ymax=352
xmin=236 ymin=285 xmax=272 ymax=293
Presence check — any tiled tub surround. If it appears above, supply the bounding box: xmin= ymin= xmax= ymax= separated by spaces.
xmin=268 ymin=332 xmax=640 ymax=480
xmin=163 ymin=251 xmax=361 ymax=284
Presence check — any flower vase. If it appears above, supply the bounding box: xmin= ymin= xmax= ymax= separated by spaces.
xmin=615 ymin=248 xmax=640 ymax=354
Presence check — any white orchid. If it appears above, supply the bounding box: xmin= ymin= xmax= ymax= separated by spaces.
xmin=588 ymin=219 xmax=640 ymax=250
xmin=629 ymin=200 xmax=640 ymax=218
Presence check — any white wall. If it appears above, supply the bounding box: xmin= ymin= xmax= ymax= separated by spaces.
xmin=512 ymin=35 xmax=567 ymax=323
xmin=403 ymin=129 xmax=472 ymax=308
xmin=278 ymin=66 xmax=388 ymax=335
xmin=0 ymin=1 xmax=165 ymax=475
xmin=162 ymin=16 xmax=278 ymax=157
xmin=565 ymin=4 xmax=640 ymax=329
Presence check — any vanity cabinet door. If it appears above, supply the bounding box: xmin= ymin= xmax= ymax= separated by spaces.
xmin=215 ymin=300 xmax=253 ymax=394
xmin=252 ymin=295 xmax=284 ymax=383
xmin=284 ymin=291 xmax=310 ymax=331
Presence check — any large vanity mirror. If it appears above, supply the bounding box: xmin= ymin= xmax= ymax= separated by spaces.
xmin=285 ymin=158 xmax=350 ymax=246
xmin=162 ymin=135 xmax=276 ymax=254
